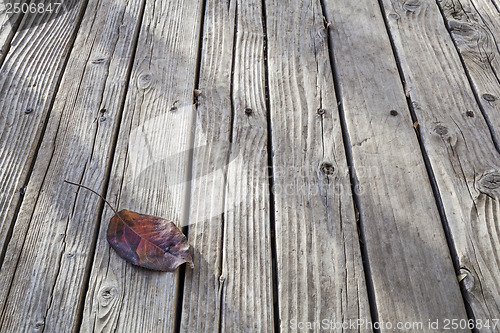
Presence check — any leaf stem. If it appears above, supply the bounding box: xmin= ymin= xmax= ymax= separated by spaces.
xmin=64 ymin=180 xmax=119 ymax=216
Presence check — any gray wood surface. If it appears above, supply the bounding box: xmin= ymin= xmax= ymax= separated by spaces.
xmin=325 ymin=0 xmax=468 ymax=330
xmin=220 ymin=0 xmax=274 ymax=330
xmin=180 ymin=1 xmax=234 ymax=331
xmin=181 ymin=1 xmax=274 ymax=331
xmin=0 ymin=0 xmax=87 ymax=261
xmin=266 ymin=1 xmax=371 ymax=331
xmin=0 ymin=4 xmax=20 ymax=63
xmin=80 ymin=0 xmax=203 ymax=331
xmin=381 ymin=0 xmax=500 ymax=324
xmin=439 ymin=0 xmax=500 ymax=135
xmin=2 ymin=0 xmax=500 ymax=331
xmin=0 ymin=0 xmax=143 ymax=331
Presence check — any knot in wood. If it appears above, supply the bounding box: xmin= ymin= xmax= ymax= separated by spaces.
xmin=98 ymin=286 xmax=117 ymax=307
xmin=388 ymin=13 xmax=400 ymax=20
xmin=137 ymin=72 xmax=153 ymax=90
xmin=402 ymin=0 xmax=421 ymax=12
xmin=91 ymin=58 xmax=107 ymax=64
xmin=390 ymin=110 xmax=398 ymax=116
xmin=434 ymin=125 xmax=448 ymax=135
xmin=482 ymin=93 xmax=496 ymax=102
xmin=244 ymin=107 xmax=253 ymax=115
xmin=25 ymin=108 xmax=34 ymax=114
xmin=477 ymin=172 xmax=500 ymax=197
xmin=34 ymin=321 xmax=44 ymax=330
xmin=320 ymin=162 xmax=335 ymax=175
xmin=448 ymin=21 xmax=474 ymax=36
xmin=465 ymin=110 xmax=474 ymax=117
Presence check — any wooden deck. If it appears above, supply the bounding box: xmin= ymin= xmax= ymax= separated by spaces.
xmin=1 ymin=0 xmax=499 ymax=331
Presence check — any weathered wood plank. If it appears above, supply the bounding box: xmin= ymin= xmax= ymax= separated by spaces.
xmin=0 ymin=4 xmax=21 ymax=61
xmin=180 ymin=1 xmax=234 ymax=331
xmin=324 ymin=0 xmax=468 ymax=329
xmin=380 ymin=0 xmax=500 ymax=323
xmin=220 ymin=0 xmax=274 ymax=331
xmin=181 ymin=1 xmax=274 ymax=331
xmin=266 ymin=1 xmax=371 ymax=331
xmin=0 ymin=1 xmax=87 ymax=260
xmin=0 ymin=0 xmax=143 ymax=331
xmin=81 ymin=0 xmax=203 ymax=331
xmin=438 ymin=0 xmax=500 ymax=319
xmin=438 ymin=0 xmax=500 ymax=142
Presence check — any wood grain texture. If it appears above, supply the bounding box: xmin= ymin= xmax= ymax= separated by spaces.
xmin=181 ymin=1 xmax=274 ymax=331
xmin=0 ymin=1 xmax=87 ymax=259
xmin=266 ymin=1 xmax=371 ymax=331
xmin=438 ymin=0 xmax=500 ymax=137
xmin=324 ymin=0 xmax=468 ymax=329
xmin=0 ymin=4 xmax=21 ymax=62
xmin=0 ymin=0 xmax=143 ymax=331
xmin=180 ymin=1 xmax=234 ymax=331
xmin=380 ymin=0 xmax=500 ymax=323
xmin=221 ymin=0 xmax=274 ymax=331
xmin=80 ymin=0 xmax=203 ymax=331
